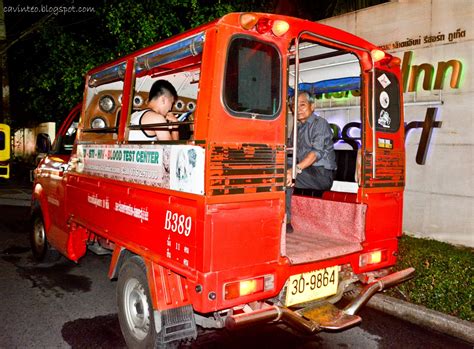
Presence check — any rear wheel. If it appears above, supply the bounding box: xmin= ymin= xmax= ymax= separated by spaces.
xmin=117 ymin=256 xmax=178 ymax=349
xmin=30 ymin=213 xmax=59 ymax=262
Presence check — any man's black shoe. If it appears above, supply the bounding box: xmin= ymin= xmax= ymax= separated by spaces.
xmin=286 ymin=223 xmax=293 ymax=234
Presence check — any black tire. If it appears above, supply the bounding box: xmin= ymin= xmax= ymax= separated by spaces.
xmin=117 ymin=256 xmax=178 ymax=349
xmin=30 ymin=212 xmax=59 ymax=262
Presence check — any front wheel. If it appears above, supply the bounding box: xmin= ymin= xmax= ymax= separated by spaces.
xmin=30 ymin=213 xmax=59 ymax=262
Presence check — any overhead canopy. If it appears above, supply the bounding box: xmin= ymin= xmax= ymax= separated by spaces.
xmin=289 ymin=76 xmax=360 ymax=96
xmin=136 ymin=32 xmax=205 ymax=74
xmin=88 ymin=32 xmax=205 ymax=87
xmin=89 ymin=62 xmax=127 ymax=88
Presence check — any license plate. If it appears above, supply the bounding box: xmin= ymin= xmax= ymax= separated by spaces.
xmin=285 ymin=266 xmax=339 ymax=306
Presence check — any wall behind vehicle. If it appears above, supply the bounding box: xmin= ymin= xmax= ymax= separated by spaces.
xmin=319 ymin=0 xmax=473 ymax=247
xmin=13 ymin=122 xmax=55 ymax=161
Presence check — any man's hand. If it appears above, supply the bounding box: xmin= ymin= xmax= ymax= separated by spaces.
xmin=165 ymin=112 xmax=180 ymax=140
xmin=286 ymin=168 xmax=295 ymax=187
xmin=165 ymin=112 xmax=179 ymax=123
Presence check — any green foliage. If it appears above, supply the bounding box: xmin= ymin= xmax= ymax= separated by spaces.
xmin=14 ymin=25 xmax=98 ymax=126
xmin=390 ymin=235 xmax=474 ymax=321
xmin=100 ymin=1 xmax=184 ymax=56
xmin=8 ymin=0 xmax=272 ymax=128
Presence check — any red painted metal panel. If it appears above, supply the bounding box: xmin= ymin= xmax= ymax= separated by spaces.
xmin=207 ymin=199 xmax=282 ymax=271
xmin=363 ymin=189 xmax=404 ymax=242
xmin=66 ymin=174 xmax=201 ymax=271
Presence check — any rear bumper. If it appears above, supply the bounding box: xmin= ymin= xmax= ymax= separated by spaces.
xmin=225 ymin=267 xmax=415 ymax=333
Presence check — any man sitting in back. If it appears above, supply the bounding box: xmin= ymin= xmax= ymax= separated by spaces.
xmin=129 ymin=79 xmax=180 ymax=141
xmin=286 ymin=91 xmax=337 ymax=233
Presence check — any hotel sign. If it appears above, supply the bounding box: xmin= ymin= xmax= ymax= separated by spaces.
xmin=379 ymin=28 xmax=467 ymax=93
xmin=379 ymin=28 xmax=467 ymax=50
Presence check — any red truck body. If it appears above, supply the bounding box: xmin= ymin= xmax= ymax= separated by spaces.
xmin=32 ymin=13 xmax=414 ymax=348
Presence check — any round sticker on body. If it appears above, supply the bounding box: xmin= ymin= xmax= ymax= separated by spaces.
xmin=380 ymin=91 xmax=390 ymax=109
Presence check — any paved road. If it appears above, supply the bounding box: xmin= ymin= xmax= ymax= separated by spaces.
xmin=0 ymin=203 xmax=471 ymax=348
xmin=0 ymin=177 xmax=31 ymax=206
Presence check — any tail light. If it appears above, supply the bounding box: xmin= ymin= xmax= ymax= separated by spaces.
xmin=256 ymin=18 xmax=273 ymax=34
xmin=388 ymin=56 xmax=402 ymax=68
xmin=359 ymin=250 xmax=388 ymax=267
xmin=224 ymin=274 xmax=274 ymax=300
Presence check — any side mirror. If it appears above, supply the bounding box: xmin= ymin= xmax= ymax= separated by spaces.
xmin=36 ymin=133 xmax=52 ymax=154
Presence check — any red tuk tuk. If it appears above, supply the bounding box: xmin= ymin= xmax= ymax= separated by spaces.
xmin=32 ymin=12 xmax=414 ymax=348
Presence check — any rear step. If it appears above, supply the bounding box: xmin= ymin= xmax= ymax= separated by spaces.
xmin=226 ymin=267 xmax=415 ymax=333
xmin=297 ymin=302 xmax=361 ymax=330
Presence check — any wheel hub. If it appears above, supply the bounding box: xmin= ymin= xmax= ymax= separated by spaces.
xmin=123 ymin=278 xmax=150 ymax=340
xmin=34 ymin=221 xmax=45 ymax=249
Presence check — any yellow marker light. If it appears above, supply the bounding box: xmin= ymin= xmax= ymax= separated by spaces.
xmin=240 ymin=13 xmax=259 ymax=30
xmin=371 ymin=49 xmax=386 ymax=62
xmin=272 ymin=20 xmax=290 ymax=37
xmin=224 ymin=277 xmax=266 ymax=300
xmin=239 ymin=279 xmax=258 ymax=296
xmin=370 ymin=251 xmax=382 ymax=264
xmin=359 ymin=250 xmax=387 ymax=267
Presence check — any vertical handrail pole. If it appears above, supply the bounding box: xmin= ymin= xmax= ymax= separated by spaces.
xmin=371 ymin=55 xmax=376 ymax=178
xmin=292 ymin=37 xmax=300 ymax=181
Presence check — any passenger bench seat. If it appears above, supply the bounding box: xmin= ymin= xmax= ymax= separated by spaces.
xmin=294 ymin=149 xmax=358 ymax=202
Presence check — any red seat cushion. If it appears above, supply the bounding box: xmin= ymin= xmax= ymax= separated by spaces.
xmin=322 ymin=191 xmax=357 ymax=203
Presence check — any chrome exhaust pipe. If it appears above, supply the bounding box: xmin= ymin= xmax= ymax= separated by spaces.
xmin=226 ymin=306 xmax=281 ymax=329
xmin=344 ymin=267 xmax=415 ymax=315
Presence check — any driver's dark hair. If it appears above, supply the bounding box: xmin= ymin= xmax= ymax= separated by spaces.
xmin=148 ymin=80 xmax=178 ymax=102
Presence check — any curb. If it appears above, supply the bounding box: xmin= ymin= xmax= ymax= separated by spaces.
xmin=366 ymin=293 xmax=474 ymax=345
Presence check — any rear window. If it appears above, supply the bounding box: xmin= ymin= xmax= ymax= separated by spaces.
xmin=224 ymin=36 xmax=281 ymax=119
